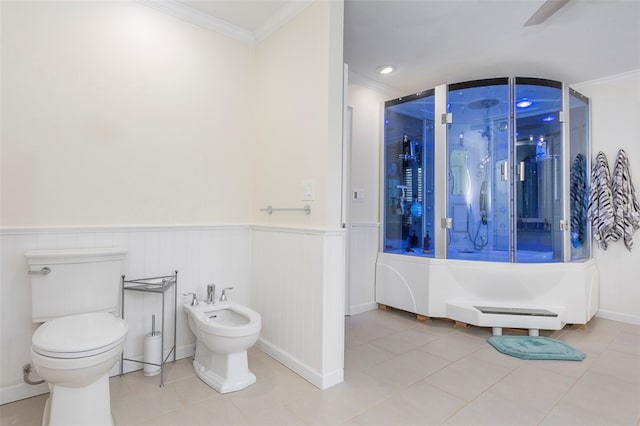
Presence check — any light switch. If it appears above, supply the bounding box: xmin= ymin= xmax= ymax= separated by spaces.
xmin=353 ymin=188 xmax=364 ymax=202
xmin=301 ymin=180 xmax=314 ymax=201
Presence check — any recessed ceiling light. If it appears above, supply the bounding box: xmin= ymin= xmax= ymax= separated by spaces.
xmin=516 ymin=99 xmax=533 ymax=108
xmin=376 ymin=65 xmax=395 ymax=75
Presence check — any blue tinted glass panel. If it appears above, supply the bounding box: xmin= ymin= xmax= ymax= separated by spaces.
xmin=383 ymin=92 xmax=435 ymax=257
xmin=446 ymin=80 xmax=510 ymax=262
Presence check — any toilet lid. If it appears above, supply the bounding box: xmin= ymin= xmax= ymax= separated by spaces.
xmin=33 ymin=312 xmax=128 ymax=359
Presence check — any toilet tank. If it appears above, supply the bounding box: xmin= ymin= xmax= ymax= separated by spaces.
xmin=25 ymin=248 xmax=127 ymax=322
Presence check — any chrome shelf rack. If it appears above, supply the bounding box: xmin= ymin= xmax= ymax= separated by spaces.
xmin=119 ymin=270 xmax=178 ymax=387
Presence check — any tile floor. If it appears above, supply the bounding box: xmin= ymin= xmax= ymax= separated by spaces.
xmin=2 ymin=308 xmax=639 ymax=425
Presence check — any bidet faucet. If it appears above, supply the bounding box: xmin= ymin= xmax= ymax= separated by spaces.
xmin=220 ymin=287 xmax=234 ymax=302
xmin=205 ymin=284 xmax=216 ymax=304
xmin=183 ymin=292 xmax=198 ymax=306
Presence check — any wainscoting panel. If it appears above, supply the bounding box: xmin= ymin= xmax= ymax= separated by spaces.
xmin=251 ymin=226 xmax=345 ymax=389
xmin=348 ymin=222 xmax=380 ymax=315
xmin=0 ymin=225 xmax=250 ymax=404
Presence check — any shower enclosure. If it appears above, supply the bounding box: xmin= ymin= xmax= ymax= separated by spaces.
xmin=382 ymin=77 xmax=591 ymax=263
xmin=377 ymin=78 xmax=597 ymax=331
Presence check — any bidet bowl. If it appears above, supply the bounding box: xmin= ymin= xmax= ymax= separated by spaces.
xmin=185 ymin=302 xmax=261 ymax=354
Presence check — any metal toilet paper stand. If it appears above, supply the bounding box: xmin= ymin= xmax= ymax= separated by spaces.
xmin=119 ymin=271 xmax=178 ymax=387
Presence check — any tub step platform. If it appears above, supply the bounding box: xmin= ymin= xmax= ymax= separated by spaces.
xmin=446 ymin=302 xmax=566 ymax=336
xmin=474 ymin=306 xmax=558 ymax=317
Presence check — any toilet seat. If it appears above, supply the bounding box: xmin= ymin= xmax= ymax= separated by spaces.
xmin=32 ymin=312 xmax=127 ymax=359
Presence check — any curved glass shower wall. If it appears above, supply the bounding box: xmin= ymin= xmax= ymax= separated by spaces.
xmin=382 ymin=78 xmax=590 ymax=263
xmin=383 ymin=90 xmax=436 ymax=256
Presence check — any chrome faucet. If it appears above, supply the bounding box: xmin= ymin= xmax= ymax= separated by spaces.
xmin=205 ymin=284 xmax=216 ymax=304
xmin=183 ymin=292 xmax=198 ymax=306
xmin=220 ymin=287 xmax=234 ymax=302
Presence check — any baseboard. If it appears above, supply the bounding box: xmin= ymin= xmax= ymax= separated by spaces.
xmin=347 ymin=302 xmax=378 ymax=316
xmin=321 ymin=367 xmax=344 ymax=389
xmin=596 ymin=310 xmax=640 ymax=325
xmin=256 ymin=338 xmax=343 ymax=390
xmin=0 ymin=381 xmax=49 ymax=405
xmin=0 ymin=344 xmax=196 ymax=405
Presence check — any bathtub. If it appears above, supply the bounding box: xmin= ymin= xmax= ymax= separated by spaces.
xmin=375 ymin=252 xmax=599 ymax=331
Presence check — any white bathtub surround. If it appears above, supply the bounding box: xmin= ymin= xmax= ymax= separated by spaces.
xmin=251 ymin=226 xmax=346 ymax=390
xmin=376 ymin=253 xmax=599 ymax=332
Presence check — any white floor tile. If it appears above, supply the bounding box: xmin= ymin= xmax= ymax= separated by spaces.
xmin=423 ymin=356 xmax=510 ymax=401
xmin=486 ymin=363 xmax=576 ymax=413
xmin=445 ymin=391 xmax=545 ymax=425
xmin=418 ymin=332 xmax=487 ymax=362
xmin=352 ymin=381 xmax=466 ymax=425
xmin=363 ymin=348 xmax=450 ymax=388
xmin=2 ymin=312 xmax=639 ymax=426
xmin=554 ymin=370 xmax=640 ymax=425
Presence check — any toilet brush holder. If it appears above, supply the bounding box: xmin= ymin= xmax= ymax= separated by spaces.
xmin=143 ymin=315 xmax=161 ymax=376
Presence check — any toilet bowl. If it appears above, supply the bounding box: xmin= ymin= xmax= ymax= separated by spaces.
xmin=185 ymin=301 xmax=261 ymax=393
xmin=25 ymin=247 xmax=128 ymax=426
xmin=31 ymin=312 xmax=128 ymax=426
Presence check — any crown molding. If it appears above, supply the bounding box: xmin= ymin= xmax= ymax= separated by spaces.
xmin=137 ymin=0 xmax=317 ymax=45
xmin=136 ymin=0 xmax=255 ymax=44
xmin=254 ymin=0 xmax=313 ymax=43
xmin=571 ymin=69 xmax=640 ymax=90
xmin=348 ymin=71 xmax=405 ymax=99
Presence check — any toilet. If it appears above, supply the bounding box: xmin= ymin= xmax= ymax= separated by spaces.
xmin=184 ymin=300 xmax=261 ymax=393
xmin=25 ymin=248 xmax=128 ymax=426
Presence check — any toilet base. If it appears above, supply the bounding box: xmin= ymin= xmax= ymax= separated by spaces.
xmin=42 ymin=373 xmax=114 ymax=426
xmin=193 ymin=351 xmax=256 ymax=394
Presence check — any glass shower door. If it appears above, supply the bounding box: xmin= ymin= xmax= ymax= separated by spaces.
xmin=383 ymin=91 xmax=435 ymax=256
xmin=569 ymin=88 xmax=591 ymax=260
xmin=514 ymin=78 xmax=564 ymax=262
xmin=446 ymin=79 xmax=510 ymax=262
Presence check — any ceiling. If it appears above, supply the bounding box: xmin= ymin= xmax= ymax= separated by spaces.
xmin=174 ymin=0 xmax=640 ymax=95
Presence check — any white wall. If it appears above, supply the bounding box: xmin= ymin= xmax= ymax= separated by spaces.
xmin=253 ymin=1 xmax=344 ymax=229
xmin=573 ymin=70 xmax=640 ymax=324
xmin=251 ymin=227 xmax=344 ymax=389
xmin=0 ymin=0 xmax=346 ymax=403
xmin=346 ymin=77 xmax=397 ymax=314
xmin=1 ymin=1 xmax=255 ymax=226
xmin=251 ymin=1 xmax=345 ymax=388
xmin=348 ymin=70 xmax=640 ymax=325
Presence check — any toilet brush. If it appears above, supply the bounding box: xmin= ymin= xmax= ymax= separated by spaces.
xmin=143 ymin=314 xmax=161 ymax=376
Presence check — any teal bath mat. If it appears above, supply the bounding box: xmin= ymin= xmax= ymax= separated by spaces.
xmin=487 ymin=336 xmax=586 ymax=361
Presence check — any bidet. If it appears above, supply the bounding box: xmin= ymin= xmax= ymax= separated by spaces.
xmin=185 ymin=301 xmax=261 ymax=393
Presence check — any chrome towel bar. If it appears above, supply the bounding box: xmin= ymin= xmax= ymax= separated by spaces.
xmin=28 ymin=266 xmax=51 ymax=275
xmin=260 ymin=205 xmax=311 ymax=215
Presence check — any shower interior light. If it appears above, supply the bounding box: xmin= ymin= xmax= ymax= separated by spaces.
xmin=516 ymin=99 xmax=533 ymax=108
xmin=376 ymin=65 xmax=395 ymax=75
xmin=542 ymin=115 xmax=556 ymax=122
